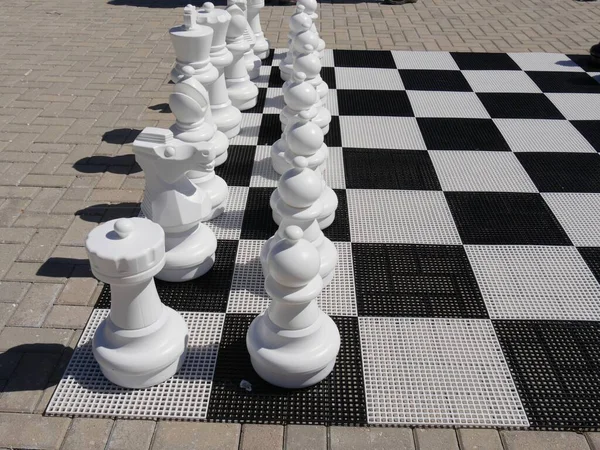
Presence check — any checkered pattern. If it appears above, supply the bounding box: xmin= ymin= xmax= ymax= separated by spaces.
xmin=48 ymin=50 xmax=600 ymax=430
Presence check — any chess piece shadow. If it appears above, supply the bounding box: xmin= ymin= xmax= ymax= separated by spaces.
xmin=37 ymin=257 xmax=91 ymax=279
xmin=148 ymin=103 xmax=171 ymax=113
xmin=102 ymin=128 xmax=141 ymax=145
xmin=72 ymin=155 xmax=142 ymax=174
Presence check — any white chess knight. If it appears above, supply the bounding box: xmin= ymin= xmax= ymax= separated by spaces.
xmin=169 ymin=66 xmax=229 ymax=220
xmin=133 ymin=128 xmax=218 ymax=282
xmin=281 ymin=69 xmax=330 ymax=135
xmin=247 ymin=225 xmax=340 ymax=389
xmin=86 ymin=217 xmax=189 ymax=389
xmin=224 ymin=9 xmax=260 ymax=111
xmin=226 ymin=0 xmax=261 ymax=80
xmin=297 ymin=0 xmax=325 ymax=58
xmin=279 ymin=5 xmax=313 ymax=82
xmin=247 ymin=0 xmax=270 ymax=60
xmin=262 ymin=156 xmax=338 ymax=287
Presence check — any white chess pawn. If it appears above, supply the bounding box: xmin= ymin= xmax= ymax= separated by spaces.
xmin=281 ymin=71 xmax=330 ymax=136
xmin=197 ymin=3 xmax=242 ymax=139
xmin=133 ymin=128 xmax=218 ymax=281
xmin=86 ymin=217 xmax=188 ymax=388
xmin=225 ymin=12 xmax=259 ymax=111
xmin=294 ymin=44 xmax=328 ymax=101
xmin=262 ymin=156 xmax=338 ymax=286
xmin=247 ymin=0 xmax=270 ymax=60
xmin=226 ymin=0 xmax=261 ymax=80
xmin=247 ymin=225 xmax=340 ymax=389
xmin=297 ymin=0 xmax=325 ymax=58
xmin=279 ymin=5 xmax=313 ymax=82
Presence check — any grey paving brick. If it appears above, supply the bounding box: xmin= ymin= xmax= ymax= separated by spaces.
xmin=587 ymin=433 xmax=600 ymax=450
xmin=31 ymin=153 xmax=68 ymax=174
xmin=88 ymin=188 xmax=142 ymax=203
xmin=0 ymin=302 xmax=16 ymax=333
xmin=56 ymin=277 xmax=99 ymax=306
xmin=21 ymin=174 xmax=75 ymax=188
xmin=0 ymin=281 xmax=30 ymax=304
xmin=0 ymin=243 xmax=24 ymax=279
xmin=0 ymin=412 xmax=71 ymax=450
xmin=61 ymin=215 xmax=101 ymax=246
xmin=331 ymin=427 xmax=415 ymax=450
xmin=13 ymin=212 xmax=74 ymax=229
xmin=5 ymin=261 xmax=71 ymax=282
xmin=502 ymin=431 xmax=590 ymax=450
xmin=0 ymin=163 xmax=35 ymax=186
xmin=62 ymin=418 xmax=114 ymax=450
xmin=0 ymin=327 xmax=72 ymax=352
xmin=107 ymin=419 xmax=156 ymax=450
xmin=17 ymin=228 xmax=64 ymax=262
xmin=286 ymin=425 xmax=327 ymax=450
xmin=0 ymin=226 xmax=35 ymax=244
xmin=241 ymin=424 xmax=284 ymax=450
xmin=44 ymin=305 xmax=92 ymax=329
xmin=0 ymin=186 xmax=40 ymax=200
xmin=7 ymin=283 xmax=62 ymax=327
xmin=152 ymin=422 xmax=241 ymax=450
xmin=0 ymin=198 xmax=30 ymax=227
xmin=415 ymin=429 xmax=459 ymax=450
xmin=26 ymin=187 xmax=66 ymax=213
xmin=457 ymin=428 xmax=504 ymax=450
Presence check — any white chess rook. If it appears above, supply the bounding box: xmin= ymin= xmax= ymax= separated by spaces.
xmin=197 ymin=2 xmax=242 ymax=139
xmin=247 ymin=0 xmax=270 ymax=60
xmin=224 ymin=11 xmax=259 ymax=111
xmin=226 ymin=0 xmax=261 ymax=80
xmin=297 ymin=0 xmax=325 ymax=58
xmin=262 ymin=156 xmax=338 ymax=287
xmin=133 ymin=128 xmax=218 ymax=282
xmin=86 ymin=218 xmax=189 ymax=389
xmin=247 ymin=225 xmax=340 ymax=389
xmin=279 ymin=5 xmax=312 ymax=82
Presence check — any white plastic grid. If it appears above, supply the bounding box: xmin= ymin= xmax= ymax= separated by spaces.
xmin=461 ymin=70 xmax=542 ymax=93
xmin=250 ymin=145 xmax=279 ymax=187
xmin=206 ymin=186 xmax=249 ymax=240
xmin=47 ymin=309 xmax=225 ymax=420
xmin=508 ymin=52 xmax=584 ymax=72
xmin=264 ymin=87 xmax=284 ymax=114
xmin=407 ymin=91 xmax=491 ymax=119
xmin=359 ymin=316 xmax=529 ymax=427
xmin=323 ymin=89 xmax=338 ymax=116
xmin=272 ymin=48 xmax=287 ymax=67
xmin=494 ymin=118 xmax=597 ymax=153
xmin=334 ymin=67 xmax=405 ymax=90
xmin=339 ymin=116 xmax=427 ymax=150
xmin=546 ymin=93 xmax=600 ymax=120
xmin=254 ymin=64 xmax=272 ymax=88
xmin=429 ymin=151 xmax=538 ymax=193
xmin=226 ymin=239 xmax=357 ymax=316
xmin=347 ymin=189 xmax=462 ymax=245
xmin=542 ymin=193 xmax=600 ymax=247
xmin=391 ymin=51 xmax=460 ymax=70
xmin=229 ymin=113 xmax=262 ymax=146
xmin=465 ymin=245 xmax=600 ymax=321
xmin=322 ymin=146 xmax=346 ymax=189
xmin=321 ymin=48 xmax=335 ymax=68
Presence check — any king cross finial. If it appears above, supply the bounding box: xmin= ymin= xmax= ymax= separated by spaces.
xmin=183 ymin=5 xmax=198 ymax=30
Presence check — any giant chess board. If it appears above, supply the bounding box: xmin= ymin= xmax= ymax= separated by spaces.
xmin=47 ymin=50 xmax=600 ymax=430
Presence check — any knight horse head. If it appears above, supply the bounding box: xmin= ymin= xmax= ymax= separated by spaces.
xmin=169 ymin=66 xmax=210 ymax=127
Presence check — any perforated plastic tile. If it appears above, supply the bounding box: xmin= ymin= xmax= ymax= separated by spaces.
xmin=323 ymin=89 xmax=338 ymax=116
xmin=263 ymin=88 xmax=284 ymax=114
xmin=230 ymin=113 xmax=262 ymax=146
xmin=271 ymin=48 xmax=287 ymax=67
xmin=254 ymin=65 xmax=272 ymax=88
xmin=546 ymin=93 xmax=600 ymax=120
xmin=206 ymin=186 xmax=249 ymax=240
xmin=399 ymin=69 xmax=471 ymax=92
xmin=334 ymin=68 xmax=404 ymax=90
xmin=451 ymin=53 xmax=521 ymax=71
xmin=407 ymin=91 xmax=490 ymax=118
xmin=465 ymin=245 xmax=600 ymax=320
xmin=542 ymin=193 xmax=600 ymax=246
xmin=359 ymin=317 xmax=528 ymax=426
xmin=347 ymin=189 xmax=461 ymax=245
xmin=339 ymin=116 xmax=426 ymax=150
xmin=429 ymin=151 xmax=537 ymax=193
xmin=462 ymin=70 xmax=542 ymax=93
xmin=494 ymin=119 xmax=596 ymax=153
xmin=321 ymin=49 xmax=335 ymax=68
xmin=215 ymin=145 xmax=255 ymax=187
xmin=337 ymin=90 xmax=412 ymax=117
xmin=250 ymin=145 xmax=279 ymax=187
xmin=417 ymin=118 xmax=510 ymax=151
xmin=227 ymin=240 xmax=357 ymax=316
xmin=47 ymin=309 xmax=225 ymax=420
xmin=257 ymin=114 xmax=281 ymax=146
xmin=508 ymin=53 xmax=584 ymax=72
xmin=334 ymin=50 xmax=396 ymax=69
xmin=322 ymin=147 xmax=345 ymax=190
xmin=392 ymin=51 xmax=460 ymax=70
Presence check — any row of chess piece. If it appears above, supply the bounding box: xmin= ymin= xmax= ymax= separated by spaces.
xmin=84 ymin=0 xmax=341 ymax=391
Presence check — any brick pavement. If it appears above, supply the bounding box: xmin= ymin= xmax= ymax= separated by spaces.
xmin=0 ymin=0 xmax=599 ymax=447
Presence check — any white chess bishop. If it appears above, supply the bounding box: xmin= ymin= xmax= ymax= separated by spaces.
xmin=224 ymin=10 xmax=259 ymax=111
xmin=133 ymin=128 xmax=218 ymax=282
xmin=247 ymin=225 xmax=340 ymax=389
xmin=247 ymin=0 xmax=270 ymax=60
xmin=297 ymin=0 xmax=325 ymax=58
xmin=226 ymin=0 xmax=261 ymax=80
xmin=86 ymin=217 xmax=188 ymax=389
xmin=196 ymin=3 xmax=243 ymax=139
xmin=262 ymin=156 xmax=338 ymax=286
xmin=279 ymin=5 xmax=313 ymax=82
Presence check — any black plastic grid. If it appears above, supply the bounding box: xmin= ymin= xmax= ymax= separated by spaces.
xmin=245 ymin=87 xmax=267 ymax=114
xmin=332 ymin=49 xmax=396 ymax=69
xmin=493 ymin=320 xmax=600 ymax=430
xmin=577 ymin=247 xmax=600 ymax=283
xmin=240 ymin=187 xmax=279 ymax=240
xmin=477 ymin=93 xmax=565 ymax=119
xmin=352 ymin=243 xmax=488 ymax=318
xmin=417 ymin=118 xmax=511 ymax=151
xmin=206 ymin=314 xmax=367 ymax=425
xmin=322 ymin=189 xmax=351 ymax=242
xmin=399 ymin=69 xmax=472 ymax=92
xmin=337 ymin=90 xmax=413 ymax=117
xmin=257 ymin=113 xmax=282 ymax=146
xmin=450 ymin=52 xmax=521 ymax=71
xmin=268 ymin=65 xmax=285 ymax=88
xmin=215 ymin=145 xmax=256 ymax=187
xmin=526 ymin=71 xmax=600 ymax=94
xmin=324 ymin=115 xmax=342 ymax=147
xmin=571 ymin=121 xmax=600 ymax=152
xmin=321 ymin=67 xmax=336 ymax=89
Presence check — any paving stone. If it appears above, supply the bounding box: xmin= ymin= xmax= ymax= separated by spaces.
xmin=61 ymin=418 xmax=114 ymax=450
xmin=0 ymin=303 xmax=16 ymax=333
xmin=8 ymin=283 xmax=62 ymax=327
xmin=5 ymin=261 xmax=71 ymax=282
xmin=0 ymin=327 xmax=72 ymax=352
xmin=13 ymin=212 xmax=73 ymax=229
xmin=0 ymin=227 xmax=36 ymax=244
xmin=415 ymin=429 xmax=459 ymax=450
xmin=0 ymin=412 xmax=71 ymax=450
xmin=56 ymin=277 xmax=99 ymax=306
xmin=0 ymin=243 xmax=24 ymax=279
xmin=26 ymin=187 xmax=66 ymax=213
xmin=587 ymin=433 xmax=600 ymax=450
xmin=457 ymin=428 xmax=504 ymax=450
xmin=22 ymin=174 xmax=75 ymax=188
xmin=331 ymin=427 xmax=415 ymax=450
xmin=61 ymin=214 xmax=101 ymax=246
xmin=151 ymin=422 xmax=240 ymax=450
xmin=18 ymin=228 xmax=64 ymax=262
xmin=502 ymin=431 xmax=590 ymax=450
xmin=107 ymin=420 xmax=156 ymax=450
xmin=285 ymin=425 xmax=327 ymax=450
xmin=0 ymin=199 xmax=30 ymax=227
xmin=241 ymin=424 xmax=284 ymax=450
xmin=43 ymin=305 xmax=92 ymax=328
xmin=0 ymin=281 xmax=30 ymax=303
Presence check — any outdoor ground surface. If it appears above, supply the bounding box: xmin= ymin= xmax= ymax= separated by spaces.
xmin=0 ymin=0 xmax=600 ymax=448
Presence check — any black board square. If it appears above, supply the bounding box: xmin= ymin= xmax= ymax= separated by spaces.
xmin=526 ymin=72 xmax=600 ymax=94
xmin=257 ymin=114 xmax=282 ymax=146
xmin=399 ymin=69 xmax=472 ymax=92
xmin=516 ymin=152 xmax=600 ymax=193
xmin=477 ymin=93 xmax=565 ymax=119
xmin=240 ymin=187 xmax=278 ymax=240
xmin=493 ymin=320 xmax=600 ymax=430
xmin=337 ymin=90 xmax=413 ymax=117
xmin=207 ymin=314 xmax=367 ymax=425
xmin=261 ymin=48 xmax=275 ymax=67
xmin=343 ymin=148 xmax=441 ymax=190
xmin=578 ymin=247 xmax=600 ymax=284
xmin=323 ymin=189 xmax=350 ymax=242
xmin=445 ymin=192 xmax=571 ymax=245
xmin=567 ymin=54 xmax=597 ymax=73
xmin=94 ymin=240 xmax=238 ymax=312
xmin=450 ymin=52 xmax=521 ymax=71
xmin=418 ymin=118 xmax=511 ymax=151
xmin=353 ymin=243 xmax=488 ymax=318
xmin=333 ymin=49 xmax=396 ymax=69
xmin=571 ymin=121 xmax=600 ymax=152
xmin=268 ymin=66 xmax=285 ymax=88
xmin=321 ymin=67 xmax=336 ymax=89
xmin=215 ymin=145 xmax=255 ymax=187
xmin=324 ymin=115 xmax=342 ymax=147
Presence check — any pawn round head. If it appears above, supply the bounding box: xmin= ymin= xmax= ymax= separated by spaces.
xmin=203 ymin=1 xmax=215 ymax=11
xmin=297 ymin=0 xmax=317 ymax=15
xmin=114 ymin=218 xmax=135 ymax=239
xmin=293 ymin=29 xmax=319 ymax=54
xmin=277 ymin=156 xmax=322 ymax=208
xmin=289 ymin=5 xmax=312 ymax=34
xmin=283 ymin=72 xmax=317 ymax=110
xmin=293 ymin=47 xmax=321 ymax=78
xmin=268 ymin=225 xmax=320 ymax=287
xmin=286 ymin=120 xmax=324 ymax=156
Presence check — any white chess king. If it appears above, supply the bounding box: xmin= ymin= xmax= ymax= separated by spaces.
xmin=86 ymin=218 xmax=189 ymax=389
xmin=247 ymin=225 xmax=340 ymax=389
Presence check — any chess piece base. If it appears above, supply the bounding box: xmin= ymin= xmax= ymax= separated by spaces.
xmin=212 ymin=105 xmax=243 ymax=139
